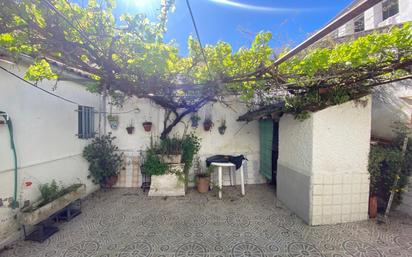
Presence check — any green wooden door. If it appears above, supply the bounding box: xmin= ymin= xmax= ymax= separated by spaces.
xmin=259 ymin=119 xmax=273 ymax=180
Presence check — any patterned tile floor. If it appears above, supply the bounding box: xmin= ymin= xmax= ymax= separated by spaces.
xmin=1 ymin=184 xmax=412 ymax=257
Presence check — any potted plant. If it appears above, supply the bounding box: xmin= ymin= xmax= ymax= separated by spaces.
xmin=218 ymin=120 xmax=227 ymax=135
xmin=126 ymin=121 xmax=135 ymax=134
xmin=107 ymin=115 xmax=119 ymax=130
xmin=318 ymin=87 xmax=329 ymax=94
xmin=83 ymin=133 xmax=124 ymax=188
xmin=203 ymin=118 xmax=213 ymax=132
xmin=21 ymin=181 xmax=86 ymax=227
xmin=145 ymin=134 xmax=201 ymax=197
xmin=143 ymin=148 xmax=185 ymax=197
xmin=368 ymin=145 xmax=381 ymax=218
xmin=195 ymin=167 xmax=212 ymax=193
xmin=142 ymin=121 xmax=153 ymax=132
xmin=190 ymin=114 xmax=201 ymax=128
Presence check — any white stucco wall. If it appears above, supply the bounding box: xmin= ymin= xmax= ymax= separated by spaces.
xmin=312 ymin=98 xmax=371 ymax=174
xmin=278 ymin=97 xmax=372 ymax=225
xmin=372 ymin=80 xmax=412 ymax=139
xmin=0 ymin=60 xmax=100 ymax=247
xmin=107 ymin=96 xmax=264 ymax=186
xmin=278 ymin=115 xmax=313 ymax=176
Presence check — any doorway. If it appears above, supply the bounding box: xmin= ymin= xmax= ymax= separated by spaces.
xmin=259 ymin=119 xmax=279 ymax=187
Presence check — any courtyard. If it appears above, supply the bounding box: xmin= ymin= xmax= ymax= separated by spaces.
xmin=1 ymin=185 xmax=411 ymax=257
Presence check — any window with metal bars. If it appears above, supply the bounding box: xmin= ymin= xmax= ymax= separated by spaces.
xmin=382 ymin=0 xmax=399 ymax=21
xmin=77 ymin=105 xmax=95 ymax=139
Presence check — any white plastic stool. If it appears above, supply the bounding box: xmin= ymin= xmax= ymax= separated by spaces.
xmin=210 ymin=161 xmax=245 ymax=199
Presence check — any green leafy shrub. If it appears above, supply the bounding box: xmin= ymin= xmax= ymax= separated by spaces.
xmin=38 ymin=180 xmax=61 ymax=204
xmin=142 ymin=149 xmax=168 ymax=176
xmin=182 ymin=133 xmax=201 ymax=170
xmin=368 ymin=123 xmax=412 ymax=207
xmin=155 ymin=136 xmax=183 ymax=155
xmin=83 ymin=133 xmax=123 ymax=186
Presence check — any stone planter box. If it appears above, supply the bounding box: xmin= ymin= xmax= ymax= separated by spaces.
xmin=159 ymin=154 xmax=182 ymax=164
xmin=21 ymin=184 xmax=86 ymax=226
xmin=148 ymin=164 xmax=185 ymax=197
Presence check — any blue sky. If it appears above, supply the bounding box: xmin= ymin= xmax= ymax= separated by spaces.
xmin=74 ymin=0 xmax=353 ymax=54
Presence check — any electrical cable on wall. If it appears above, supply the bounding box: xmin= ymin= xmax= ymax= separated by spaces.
xmin=0 ymin=65 xmax=80 ymax=105
xmin=185 ymin=0 xmax=213 ymax=80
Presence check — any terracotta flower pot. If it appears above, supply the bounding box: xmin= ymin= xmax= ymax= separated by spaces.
xmin=197 ymin=176 xmax=210 ymax=193
xmin=319 ymin=88 xmax=329 ymax=94
xmin=126 ymin=126 xmax=135 ymax=134
xmin=369 ymin=195 xmax=378 ymax=218
xmin=104 ymin=175 xmax=118 ymax=188
xmin=203 ymin=122 xmax=213 ymax=131
xmin=143 ymin=122 xmax=152 ymax=132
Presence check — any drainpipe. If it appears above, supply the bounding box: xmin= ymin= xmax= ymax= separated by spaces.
xmin=0 ymin=111 xmax=18 ymax=209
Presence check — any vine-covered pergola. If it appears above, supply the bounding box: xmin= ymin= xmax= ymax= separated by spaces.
xmin=1 ymin=0 xmax=411 ymax=137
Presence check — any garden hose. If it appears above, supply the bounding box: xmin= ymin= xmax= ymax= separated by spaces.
xmin=0 ymin=111 xmax=18 ymax=209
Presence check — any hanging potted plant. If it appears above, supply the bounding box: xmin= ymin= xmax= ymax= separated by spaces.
xmin=126 ymin=121 xmax=135 ymax=135
xmin=190 ymin=114 xmax=201 ymax=128
xmin=107 ymin=115 xmax=119 ymax=130
xmin=203 ymin=118 xmax=213 ymax=132
xmin=218 ymin=120 xmax=227 ymax=135
xmin=142 ymin=121 xmax=153 ymax=132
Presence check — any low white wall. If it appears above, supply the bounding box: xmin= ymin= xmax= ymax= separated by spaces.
xmin=278 ymin=96 xmax=372 ymax=225
xmin=0 ymin=61 xmax=100 ymax=247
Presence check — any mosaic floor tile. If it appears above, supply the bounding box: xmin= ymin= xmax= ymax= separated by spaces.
xmin=0 ymin=185 xmax=411 ymax=257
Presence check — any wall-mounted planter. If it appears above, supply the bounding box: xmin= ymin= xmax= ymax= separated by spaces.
xmin=126 ymin=126 xmax=135 ymax=134
xmin=148 ymin=164 xmax=185 ymax=197
xmin=203 ymin=120 xmax=213 ymax=131
xmin=107 ymin=115 xmax=119 ymax=130
xmin=190 ymin=115 xmax=201 ymax=128
xmin=21 ymin=184 xmax=86 ymax=226
xmin=218 ymin=121 xmax=227 ymax=135
xmin=142 ymin=122 xmax=153 ymax=132
xmin=218 ymin=126 xmax=226 ymax=135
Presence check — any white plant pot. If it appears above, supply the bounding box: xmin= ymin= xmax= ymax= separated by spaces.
xmin=21 ymin=184 xmax=86 ymax=226
xmin=148 ymin=164 xmax=185 ymax=197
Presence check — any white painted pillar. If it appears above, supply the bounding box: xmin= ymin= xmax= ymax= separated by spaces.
xmin=277 ymin=96 xmax=372 ymax=225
